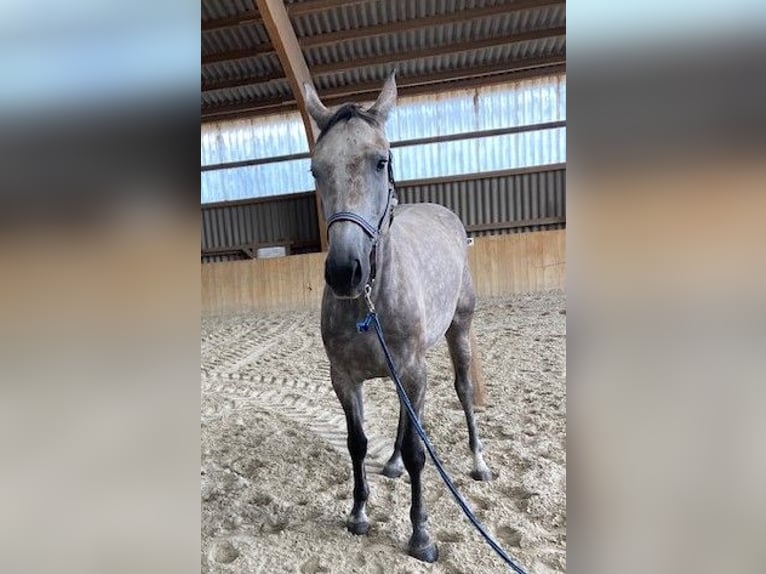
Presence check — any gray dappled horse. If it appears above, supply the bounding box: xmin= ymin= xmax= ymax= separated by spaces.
xmin=305 ymin=74 xmax=492 ymax=563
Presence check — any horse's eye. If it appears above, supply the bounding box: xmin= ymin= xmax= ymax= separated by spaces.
xmin=310 ymin=167 xmax=317 ymax=178
xmin=376 ymin=158 xmax=388 ymax=172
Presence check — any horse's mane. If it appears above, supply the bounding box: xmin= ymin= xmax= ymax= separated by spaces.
xmin=317 ymin=103 xmax=381 ymax=141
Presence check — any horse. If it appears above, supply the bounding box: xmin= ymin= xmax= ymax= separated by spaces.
xmin=304 ymin=74 xmax=493 ymax=563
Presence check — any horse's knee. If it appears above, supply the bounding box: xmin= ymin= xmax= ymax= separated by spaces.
xmin=347 ymin=429 xmax=367 ymax=459
xmin=401 ymin=430 xmax=425 ymax=472
xmin=453 ymin=374 xmax=473 ymax=399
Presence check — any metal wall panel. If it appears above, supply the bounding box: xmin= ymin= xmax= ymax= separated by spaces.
xmin=396 ymin=166 xmax=565 ymax=235
xmin=201 ymin=110 xmax=309 ymax=165
xmin=201 ymin=74 xmax=566 ymax=203
xmin=201 ymin=166 xmax=565 ymax=262
xmin=201 ymin=192 xmax=320 ymax=262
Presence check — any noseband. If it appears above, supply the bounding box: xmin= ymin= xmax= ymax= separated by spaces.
xmin=325 ymin=152 xmax=397 ymax=284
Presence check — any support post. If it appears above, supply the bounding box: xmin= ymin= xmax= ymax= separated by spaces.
xmin=254 ymin=0 xmax=328 ymax=250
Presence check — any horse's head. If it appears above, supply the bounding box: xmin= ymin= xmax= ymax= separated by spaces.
xmin=305 ymin=74 xmax=397 ymax=299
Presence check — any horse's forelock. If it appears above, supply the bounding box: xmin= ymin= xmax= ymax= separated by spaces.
xmin=317 ymin=104 xmax=382 ymax=142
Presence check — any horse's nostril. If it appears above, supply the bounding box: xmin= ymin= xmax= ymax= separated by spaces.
xmin=325 ymin=256 xmax=365 ymax=296
xmin=351 ymin=258 xmax=363 ymax=288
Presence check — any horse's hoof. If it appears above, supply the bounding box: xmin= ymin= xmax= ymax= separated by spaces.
xmin=470 ymin=469 xmax=494 ymax=481
xmin=408 ymin=542 xmax=438 ymax=563
xmin=347 ymin=520 xmax=369 ymax=536
xmin=381 ymin=460 xmax=404 ymax=479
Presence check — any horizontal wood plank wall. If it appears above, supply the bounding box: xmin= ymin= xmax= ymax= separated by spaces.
xmin=201 ymin=230 xmax=565 ymax=315
xmin=466 ymin=229 xmax=565 ymax=297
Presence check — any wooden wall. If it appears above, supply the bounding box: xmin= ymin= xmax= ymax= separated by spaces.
xmin=467 ymin=229 xmax=566 ymax=297
xmin=201 ymin=229 xmax=565 ymax=315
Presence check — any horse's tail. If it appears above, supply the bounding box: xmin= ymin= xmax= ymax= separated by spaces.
xmin=470 ymin=329 xmax=487 ymax=409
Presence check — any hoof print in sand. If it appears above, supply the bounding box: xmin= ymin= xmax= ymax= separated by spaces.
xmin=209 ymin=540 xmax=239 ymax=564
xmin=300 ymin=556 xmax=330 ymax=573
xmin=497 ymin=524 xmax=523 ymax=548
xmin=437 ymin=530 xmax=465 ymax=543
xmin=262 ymin=516 xmax=290 ymax=534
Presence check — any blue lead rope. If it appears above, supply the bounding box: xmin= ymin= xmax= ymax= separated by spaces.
xmin=357 ymin=309 xmax=529 ymax=574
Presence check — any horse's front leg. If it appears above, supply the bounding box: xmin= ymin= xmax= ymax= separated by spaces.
xmin=331 ymin=367 xmax=370 ymax=535
xmin=400 ymin=362 xmax=438 ymax=562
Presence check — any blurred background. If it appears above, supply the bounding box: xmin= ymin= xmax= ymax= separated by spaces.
xmin=0 ymin=2 xmax=201 ymax=573
xmin=567 ymin=2 xmax=766 ymax=573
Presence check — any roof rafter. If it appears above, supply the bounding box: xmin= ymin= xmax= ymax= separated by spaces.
xmin=203 ymin=46 xmax=274 ymax=66
xmin=288 ymin=0 xmax=372 ymax=17
xmin=253 ymin=0 xmax=327 ymax=249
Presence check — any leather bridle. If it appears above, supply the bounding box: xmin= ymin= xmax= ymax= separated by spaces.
xmin=325 ymin=152 xmax=397 ymax=284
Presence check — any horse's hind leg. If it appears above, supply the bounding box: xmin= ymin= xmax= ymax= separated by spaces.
xmin=381 ymin=407 xmax=405 ymax=478
xmin=331 ymin=367 xmax=370 ymax=535
xmin=446 ymin=271 xmax=493 ymax=481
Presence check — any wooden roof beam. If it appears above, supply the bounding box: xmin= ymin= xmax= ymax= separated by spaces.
xmin=202 ymin=70 xmax=283 ymax=92
xmin=253 ymin=0 xmax=327 ymax=250
xmin=289 ymin=0 xmax=372 ymax=16
xmin=203 ymin=46 xmax=274 ymax=66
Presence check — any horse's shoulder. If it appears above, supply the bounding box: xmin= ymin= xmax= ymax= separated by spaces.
xmin=395 ymin=202 xmax=459 ymax=222
xmin=394 ymin=203 xmax=464 ymax=235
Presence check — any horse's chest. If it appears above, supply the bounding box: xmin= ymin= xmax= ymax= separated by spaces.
xmin=322 ymin=320 xmax=420 ymax=381
xmin=323 ymin=330 xmax=386 ymax=378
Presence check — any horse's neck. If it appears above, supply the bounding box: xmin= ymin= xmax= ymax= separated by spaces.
xmin=371 ymin=231 xmax=397 ymax=301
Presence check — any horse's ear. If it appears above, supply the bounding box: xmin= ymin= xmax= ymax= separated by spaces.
xmin=369 ymin=72 xmax=397 ymax=123
xmin=303 ymin=83 xmax=332 ymax=131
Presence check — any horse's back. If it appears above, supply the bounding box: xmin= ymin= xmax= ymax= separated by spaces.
xmin=392 ymin=203 xmax=468 ymax=258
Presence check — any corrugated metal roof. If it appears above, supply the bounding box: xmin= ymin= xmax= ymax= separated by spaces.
xmin=202 ymin=0 xmax=254 ymax=21
xmin=290 ymin=1 xmax=561 ymax=38
xmin=202 ymin=54 xmax=282 ymax=85
xmin=313 ymin=37 xmax=564 ymax=88
xmin=301 ymin=9 xmax=564 ymax=66
xmin=201 ymin=0 xmax=566 ymax=120
xmin=203 ymin=25 xmax=272 ymax=54
xmin=202 ymin=79 xmax=293 ymax=107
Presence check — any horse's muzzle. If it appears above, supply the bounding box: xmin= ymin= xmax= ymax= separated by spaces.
xmin=325 ymin=255 xmax=365 ymax=298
